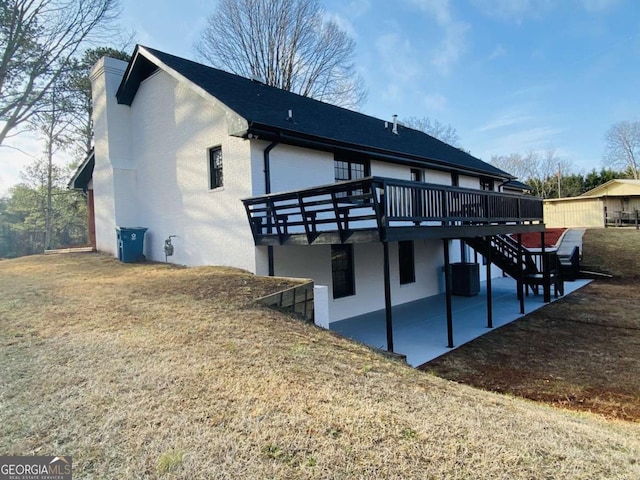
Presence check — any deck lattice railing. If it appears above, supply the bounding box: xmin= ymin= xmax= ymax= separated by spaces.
xmin=242 ymin=176 xmax=543 ymax=243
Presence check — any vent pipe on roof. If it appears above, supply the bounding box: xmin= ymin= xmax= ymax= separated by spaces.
xmin=392 ymin=114 xmax=398 ymax=135
xmin=287 ymin=109 xmax=294 ymax=122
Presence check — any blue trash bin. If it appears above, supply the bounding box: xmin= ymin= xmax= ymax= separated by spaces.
xmin=116 ymin=227 xmax=148 ymax=263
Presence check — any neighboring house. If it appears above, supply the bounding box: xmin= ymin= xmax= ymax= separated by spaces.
xmin=544 ymin=179 xmax=640 ymax=228
xmin=71 ymin=46 xmax=546 ymax=351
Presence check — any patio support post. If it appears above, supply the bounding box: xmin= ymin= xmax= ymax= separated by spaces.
xmin=541 ymin=231 xmax=550 ymax=302
xmin=517 ymin=233 xmax=525 ymax=314
xmin=383 ymin=241 xmax=394 ymax=353
xmin=485 ymin=236 xmax=493 ymax=328
xmin=443 ymin=239 xmax=454 ymax=348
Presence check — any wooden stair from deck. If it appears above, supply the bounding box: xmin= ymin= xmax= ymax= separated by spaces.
xmin=464 ymin=234 xmax=564 ymax=302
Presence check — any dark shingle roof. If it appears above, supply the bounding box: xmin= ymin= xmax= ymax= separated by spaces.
xmin=503 ymin=180 xmax=532 ymax=192
xmin=117 ymin=46 xmax=512 ymax=179
xmin=68 ymin=149 xmax=94 ymax=191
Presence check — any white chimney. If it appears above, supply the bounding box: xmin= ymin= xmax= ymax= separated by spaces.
xmin=392 ymin=114 xmax=398 ymax=135
xmin=90 ymin=56 xmax=138 ymax=254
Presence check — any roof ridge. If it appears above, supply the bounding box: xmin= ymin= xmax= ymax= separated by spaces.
xmin=119 ymin=45 xmax=513 ymax=179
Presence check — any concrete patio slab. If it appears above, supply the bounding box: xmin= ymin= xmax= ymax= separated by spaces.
xmin=330 ymin=276 xmax=591 ymax=367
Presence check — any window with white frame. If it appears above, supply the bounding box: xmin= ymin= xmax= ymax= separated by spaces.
xmin=209 ymin=146 xmax=223 ymax=189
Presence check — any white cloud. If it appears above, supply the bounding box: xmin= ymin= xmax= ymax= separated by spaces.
xmin=431 ymin=21 xmax=469 ymax=75
xmin=325 ymin=12 xmax=358 ymax=39
xmin=408 ymin=0 xmax=469 ymax=75
xmin=423 ymin=93 xmax=447 ymax=112
xmin=489 ymin=44 xmax=508 ymax=60
xmin=345 ymin=0 xmax=371 ymax=17
xmin=580 ymin=0 xmax=621 ymax=12
xmin=502 ymin=83 xmax=553 ymax=101
xmin=409 ymin=0 xmax=453 ymax=23
xmin=476 ymin=112 xmax=534 ymax=132
xmin=380 ymin=83 xmax=402 ymax=103
xmin=471 ymin=0 xmax=555 ymax=23
xmin=482 ymin=126 xmax=565 ymax=157
xmin=375 ymin=33 xmax=423 ymax=82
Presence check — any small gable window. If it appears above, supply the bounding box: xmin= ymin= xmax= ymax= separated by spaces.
xmin=209 ymin=146 xmax=223 ymax=189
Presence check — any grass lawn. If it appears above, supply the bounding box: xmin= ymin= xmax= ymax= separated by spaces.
xmin=1 ymin=251 xmax=640 ymax=478
xmin=422 ymin=228 xmax=640 ymax=422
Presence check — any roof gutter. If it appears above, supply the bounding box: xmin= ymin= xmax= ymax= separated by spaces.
xmin=243 ymin=124 xmax=514 ymax=182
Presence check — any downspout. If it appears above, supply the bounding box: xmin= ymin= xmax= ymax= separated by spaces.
xmin=497 ymin=178 xmax=512 ymax=192
xmin=264 ymin=139 xmax=280 ymax=276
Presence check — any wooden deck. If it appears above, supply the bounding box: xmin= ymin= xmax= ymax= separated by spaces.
xmin=242 ymin=176 xmax=544 ymax=246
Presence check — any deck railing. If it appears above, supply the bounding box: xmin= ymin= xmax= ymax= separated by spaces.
xmin=242 ymin=176 xmax=543 ymax=244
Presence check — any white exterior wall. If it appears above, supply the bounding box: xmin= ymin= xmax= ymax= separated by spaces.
xmin=371 ymin=160 xmax=407 ymax=179
xmin=370 ymin=163 xmax=458 ymax=186
xmin=92 ymin=60 xmax=261 ymax=272
xmin=251 ymin=142 xmax=335 ymax=195
xmin=273 ymin=239 xmax=444 ymax=322
xmin=459 ymin=174 xmax=479 ymax=189
xmin=131 ymin=71 xmax=258 ymax=270
xmin=424 ymin=169 xmax=452 ymax=185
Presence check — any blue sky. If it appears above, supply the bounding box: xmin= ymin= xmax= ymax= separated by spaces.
xmin=1 ymin=0 xmax=638 ymax=195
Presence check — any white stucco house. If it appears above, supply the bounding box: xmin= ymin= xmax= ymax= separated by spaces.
xmin=71 ymin=46 xmax=549 ymax=352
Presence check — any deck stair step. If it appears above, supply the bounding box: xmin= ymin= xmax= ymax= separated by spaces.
xmin=464 ymin=234 xmax=563 ymax=302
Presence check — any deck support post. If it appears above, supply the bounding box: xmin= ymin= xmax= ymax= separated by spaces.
xmin=541 ymin=231 xmax=550 ymax=302
xmin=517 ymin=233 xmax=525 ymax=314
xmin=383 ymin=241 xmax=394 ymax=353
xmin=485 ymin=236 xmax=493 ymax=328
xmin=443 ymin=239 xmax=454 ymax=348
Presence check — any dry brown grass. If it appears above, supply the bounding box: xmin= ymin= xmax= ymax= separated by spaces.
xmin=422 ymin=228 xmax=640 ymax=422
xmin=581 ymin=228 xmax=640 ymax=279
xmin=1 ymin=252 xmax=640 ymax=479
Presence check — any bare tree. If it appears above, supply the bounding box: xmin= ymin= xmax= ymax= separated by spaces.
xmin=28 ymin=72 xmax=75 ymax=249
xmin=0 ymin=0 xmax=120 ymax=147
xmin=195 ymin=0 xmax=366 ymax=109
xmin=491 ymin=149 xmax=573 ymax=198
xmin=403 ymin=116 xmax=460 ymax=146
xmin=489 ymin=153 xmax=531 ymax=181
xmin=604 ymin=120 xmax=640 ymax=179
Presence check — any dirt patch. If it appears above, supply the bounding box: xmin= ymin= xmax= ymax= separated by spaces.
xmin=421 ymin=229 xmax=640 ymax=422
